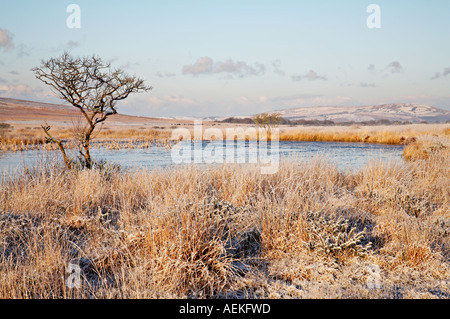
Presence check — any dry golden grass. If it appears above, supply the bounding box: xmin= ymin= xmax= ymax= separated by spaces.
xmin=0 ymin=135 xmax=449 ymax=299
xmin=403 ymin=135 xmax=449 ymax=161
xmin=0 ymin=125 xmax=174 ymax=152
xmin=279 ymin=123 xmax=450 ymax=145
xmin=2 ymin=123 xmax=449 ymax=152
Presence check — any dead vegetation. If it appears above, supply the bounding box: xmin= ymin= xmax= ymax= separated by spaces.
xmin=0 ymin=133 xmax=449 ymax=299
xmin=1 ymin=123 xmax=448 ymax=153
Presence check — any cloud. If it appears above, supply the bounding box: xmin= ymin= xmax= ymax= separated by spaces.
xmin=359 ymin=82 xmax=377 ymax=88
xmin=182 ymin=56 xmax=265 ymax=78
xmin=144 ymin=95 xmax=196 ymax=108
xmin=269 ymin=93 xmax=324 ymax=102
xmin=0 ymin=28 xmax=31 ymax=57
xmin=66 ymin=40 xmax=80 ymax=49
xmin=182 ymin=57 xmax=214 ymax=75
xmin=346 ymin=82 xmax=377 ymax=88
xmin=234 ymin=96 xmax=250 ymax=105
xmin=119 ymin=61 xmax=140 ymax=70
xmin=0 ymin=84 xmax=34 ymax=97
xmin=430 ymin=67 xmax=450 ymax=80
xmin=123 ymin=94 xmax=200 ymax=116
xmin=291 ymin=70 xmax=328 ymax=81
xmin=156 ymin=72 xmax=177 ymax=78
xmin=51 ymin=40 xmax=81 ymax=53
xmin=385 ymin=61 xmax=403 ymax=74
xmin=216 ymin=59 xmax=265 ymax=77
xmin=0 ymin=83 xmax=57 ymax=102
xmin=430 ymin=72 xmax=441 ymax=80
xmin=272 ymin=60 xmax=285 ymax=76
xmin=368 ymin=64 xmax=376 ymax=71
xmin=0 ymin=28 xmax=14 ymax=52
xmin=16 ymin=43 xmax=31 ymax=57
xmin=260 ymin=93 xmax=352 ymax=108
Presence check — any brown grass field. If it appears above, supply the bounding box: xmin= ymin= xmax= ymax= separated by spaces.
xmin=2 ymin=98 xmax=449 ymax=152
xmin=2 ymin=121 xmax=449 ymax=151
xmin=0 ymin=120 xmax=449 ymax=298
xmin=1 ymin=99 xmax=450 ymax=298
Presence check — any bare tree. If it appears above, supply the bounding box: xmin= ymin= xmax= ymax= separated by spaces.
xmin=33 ymin=52 xmax=152 ymax=169
xmin=253 ymin=112 xmax=282 ymax=140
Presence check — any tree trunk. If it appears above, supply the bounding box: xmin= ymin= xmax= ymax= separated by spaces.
xmin=81 ymin=124 xmax=95 ymax=169
xmin=57 ymin=141 xmax=72 ymax=170
xmin=41 ymin=124 xmax=72 ymax=169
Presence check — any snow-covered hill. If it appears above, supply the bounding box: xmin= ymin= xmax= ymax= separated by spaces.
xmin=266 ymin=104 xmax=450 ymax=123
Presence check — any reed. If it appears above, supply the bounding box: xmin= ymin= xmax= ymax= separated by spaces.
xmin=0 ymin=136 xmax=449 ymax=299
xmin=279 ymin=123 xmax=450 ymax=144
xmin=2 ymin=124 xmax=449 ymax=153
xmin=0 ymin=126 xmax=173 ymax=152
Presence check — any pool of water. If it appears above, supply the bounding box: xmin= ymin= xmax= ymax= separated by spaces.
xmin=0 ymin=140 xmax=404 ymax=176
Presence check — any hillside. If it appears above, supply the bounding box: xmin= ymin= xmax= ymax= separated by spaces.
xmin=267 ymin=104 xmax=450 ymax=123
xmin=2 ymin=98 xmax=450 ymax=125
xmin=0 ymin=97 xmax=191 ymax=127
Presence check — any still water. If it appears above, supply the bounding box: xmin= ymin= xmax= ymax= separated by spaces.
xmin=0 ymin=140 xmax=404 ymax=176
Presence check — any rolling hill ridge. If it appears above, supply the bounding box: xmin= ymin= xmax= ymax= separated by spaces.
xmin=265 ymin=104 xmax=450 ymax=123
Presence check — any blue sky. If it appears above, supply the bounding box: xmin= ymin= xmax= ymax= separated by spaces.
xmin=1 ymin=0 xmax=449 ymax=117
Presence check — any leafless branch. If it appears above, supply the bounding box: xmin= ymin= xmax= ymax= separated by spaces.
xmin=33 ymin=52 xmax=152 ymax=169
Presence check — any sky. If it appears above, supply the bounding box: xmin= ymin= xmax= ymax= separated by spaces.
xmin=0 ymin=0 xmax=450 ymax=117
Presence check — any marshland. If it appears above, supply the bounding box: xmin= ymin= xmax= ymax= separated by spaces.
xmin=2 ymin=0 xmax=450 ymax=302
xmin=0 ymin=123 xmax=449 ymax=299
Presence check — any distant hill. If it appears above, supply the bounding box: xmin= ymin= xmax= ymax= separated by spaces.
xmin=0 ymin=97 xmax=190 ymax=126
xmin=0 ymin=97 xmax=78 ymax=121
xmin=2 ymin=98 xmax=449 ymax=125
xmin=265 ymin=104 xmax=450 ymax=123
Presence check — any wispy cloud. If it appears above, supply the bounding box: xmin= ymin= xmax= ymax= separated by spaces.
xmin=182 ymin=56 xmax=265 ymax=78
xmin=121 ymin=94 xmax=199 ymax=117
xmin=234 ymin=96 xmax=250 ymax=105
xmin=16 ymin=43 xmax=31 ymax=57
xmin=145 ymin=95 xmax=196 ymax=108
xmin=0 ymin=28 xmax=14 ymax=52
xmin=52 ymin=40 xmax=81 ymax=53
xmin=368 ymin=62 xmax=403 ymax=76
xmin=269 ymin=93 xmax=324 ymax=102
xmin=0 ymin=84 xmax=33 ymax=96
xmin=385 ymin=61 xmax=403 ymax=74
xmin=430 ymin=67 xmax=450 ymax=80
xmin=291 ymin=70 xmax=328 ymax=81
xmin=272 ymin=60 xmax=285 ymax=76
xmin=359 ymin=82 xmax=377 ymax=88
xmin=0 ymin=83 xmax=57 ymax=102
xmin=182 ymin=56 xmax=213 ymax=75
xmin=259 ymin=93 xmax=352 ymax=108
xmin=0 ymin=29 xmax=32 ymax=58
xmin=66 ymin=40 xmax=79 ymax=49
xmin=156 ymin=72 xmax=177 ymax=78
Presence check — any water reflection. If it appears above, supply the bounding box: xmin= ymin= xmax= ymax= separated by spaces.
xmin=0 ymin=141 xmax=404 ymax=176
